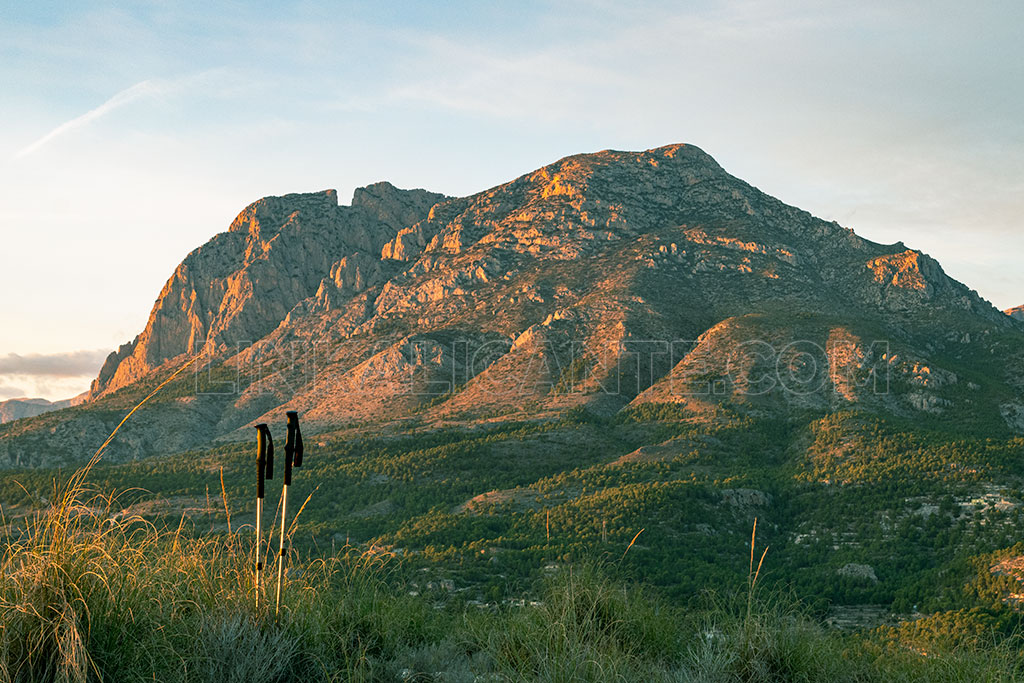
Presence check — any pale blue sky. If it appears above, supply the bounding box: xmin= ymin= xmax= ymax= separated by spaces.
xmin=1 ymin=1 xmax=1021 ymax=400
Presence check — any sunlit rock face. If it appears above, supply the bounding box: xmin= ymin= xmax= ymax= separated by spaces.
xmin=4 ymin=143 xmax=1021 ymax=466
xmin=90 ymin=185 xmax=446 ymax=397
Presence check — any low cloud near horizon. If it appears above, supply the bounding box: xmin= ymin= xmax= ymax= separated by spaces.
xmin=0 ymin=349 xmax=109 ymax=402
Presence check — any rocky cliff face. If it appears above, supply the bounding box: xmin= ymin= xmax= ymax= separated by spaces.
xmin=4 ymin=143 xmax=1021 ymax=466
xmin=90 ymin=184 xmax=446 ymax=397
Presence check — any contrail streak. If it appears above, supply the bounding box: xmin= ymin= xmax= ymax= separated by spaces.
xmin=13 ymin=79 xmax=166 ymax=159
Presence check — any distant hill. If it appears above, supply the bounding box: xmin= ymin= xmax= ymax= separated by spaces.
xmin=0 ymin=393 xmax=86 ymax=424
xmin=1007 ymin=304 xmax=1024 ymax=321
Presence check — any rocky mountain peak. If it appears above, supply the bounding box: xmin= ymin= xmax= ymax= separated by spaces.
xmin=376 ymin=143 xmax=763 ymax=267
xmin=8 ymin=141 xmax=1011 ymax=468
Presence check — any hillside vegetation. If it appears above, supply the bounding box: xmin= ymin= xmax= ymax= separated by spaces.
xmin=3 ymin=402 xmax=1023 ymax=680
xmin=2 ymin=476 xmax=1021 ymax=682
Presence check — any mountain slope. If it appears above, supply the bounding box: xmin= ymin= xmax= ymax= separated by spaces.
xmin=1 ymin=143 xmax=1021 ymax=467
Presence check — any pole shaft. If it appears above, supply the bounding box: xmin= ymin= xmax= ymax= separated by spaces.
xmin=275 ymin=484 xmax=289 ymax=616
xmin=255 ymin=498 xmax=263 ymax=608
xmin=255 ymin=423 xmax=271 ymax=611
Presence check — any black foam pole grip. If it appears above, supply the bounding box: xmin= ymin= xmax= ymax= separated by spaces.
xmin=287 ymin=411 xmax=303 ymax=467
xmin=265 ymin=431 xmax=274 ymax=480
xmin=284 ymin=411 xmax=301 ymax=484
xmin=255 ymin=424 xmax=270 ymax=499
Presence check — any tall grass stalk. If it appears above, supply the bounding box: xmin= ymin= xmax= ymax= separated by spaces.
xmin=746 ymin=517 xmax=768 ymax=625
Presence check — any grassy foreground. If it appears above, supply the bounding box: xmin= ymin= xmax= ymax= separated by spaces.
xmin=1 ymin=485 xmax=1021 ymax=683
xmin=2 ymin=374 xmax=1020 ymax=682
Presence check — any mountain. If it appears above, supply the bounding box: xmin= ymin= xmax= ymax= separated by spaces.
xmin=1 ymin=143 xmax=1021 ymax=467
xmin=1007 ymin=305 xmax=1024 ymax=321
xmin=0 ymin=393 xmax=87 ymax=424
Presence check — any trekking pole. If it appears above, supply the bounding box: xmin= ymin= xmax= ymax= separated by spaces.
xmin=254 ymin=424 xmax=274 ymax=609
xmin=275 ymin=410 xmax=303 ymax=617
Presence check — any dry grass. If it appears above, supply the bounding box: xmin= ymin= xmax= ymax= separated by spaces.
xmin=0 ymin=462 xmax=447 ymax=683
xmin=2 ymin=494 xmax=1021 ymax=682
xmin=0 ymin=354 xmax=438 ymax=681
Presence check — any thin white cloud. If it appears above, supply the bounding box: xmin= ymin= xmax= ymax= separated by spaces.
xmin=0 ymin=349 xmax=109 ymax=402
xmin=0 ymin=349 xmax=109 ymax=376
xmin=0 ymin=375 xmax=94 ymax=402
xmin=0 ymin=383 xmax=28 ymax=398
xmin=11 ymin=69 xmax=240 ymax=160
xmin=13 ymin=79 xmax=171 ymax=159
